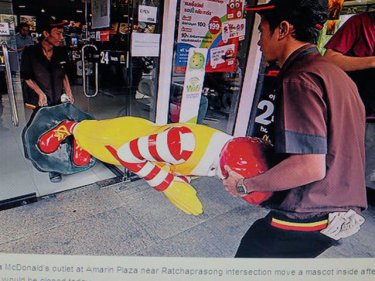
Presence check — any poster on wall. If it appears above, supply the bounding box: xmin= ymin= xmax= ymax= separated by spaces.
xmin=325 ymin=0 xmax=345 ymax=35
xmin=179 ymin=48 xmax=208 ymax=123
xmin=0 ymin=14 xmax=17 ymax=32
xmin=20 ymin=15 xmax=36 ymax=32
xmin=175 ymin=0 xmax=245 ymax=73
xmin=0 ymin=14 xmax=17 ymax=52
xmin=91 ymin=0 xmax=111 ymax=29
xmin=0 ymin=22 xmax=10 ymax=35
xmin=328 ymin=0 xmax=345 ymax=20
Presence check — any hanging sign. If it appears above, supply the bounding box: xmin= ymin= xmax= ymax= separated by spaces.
xmin=179 ymin=48 xmax=208 ymax=123
xmin=175 ymin=0 xmax=245 ymax=73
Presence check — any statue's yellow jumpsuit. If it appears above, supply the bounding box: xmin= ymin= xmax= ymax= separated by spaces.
xmin=73 ymin=117 xmax=233 ymax=216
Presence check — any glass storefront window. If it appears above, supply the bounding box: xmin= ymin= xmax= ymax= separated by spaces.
xmin=169 ymin=0 xmax=256 ymax=135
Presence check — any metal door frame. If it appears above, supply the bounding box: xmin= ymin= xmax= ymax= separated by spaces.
xmin=1 ymin=42 xmax=19 ymax=126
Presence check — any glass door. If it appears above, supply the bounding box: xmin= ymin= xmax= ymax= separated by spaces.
xmin=0 ymin=11 xmax=39 ymax=206
xmin=0 ymin=0 xmax=165 ymax=208
xmin=75 ymin=0 xmax=164 ymax=122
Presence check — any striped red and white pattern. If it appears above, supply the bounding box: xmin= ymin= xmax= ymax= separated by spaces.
xmin=106 ymin=145 xmax=173 ymax=191
xmin=117 ymin=126 xmax=195 ymax=164
xmin=106 ymin=126 xmax=195 ymax=191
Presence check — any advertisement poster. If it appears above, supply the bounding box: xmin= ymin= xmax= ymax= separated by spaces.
xmin=179 ymin=48 xmax=208 ymax=123
xmin=326 ymin=0 xmax=345 ymax=35
xmin=0 ymin=14 xmax=16 ymax=32
xmin=175 ymin=0 xmax=245 ymax=73
xmin=328 ymin=0 xmax=345 ymax=20
xmin=20 ymin=15 xmax=36 ymax=32
xmin=0 ymin=14 xmax=17 ymax=51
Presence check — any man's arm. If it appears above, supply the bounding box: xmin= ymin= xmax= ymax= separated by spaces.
xmin=15 ymin=35 xmax=34 ymax=52
xmin=63 ymin=74 xmax=74 ymax=103
xmin=15 ymin=46 xmax=25 ymax=52
xmin=223 ymin=154 xmax=326 ymax=197
xmin=324 ymin=49 xmax=375 ymax=72
xmin=24 ymin=79 xmax=47 ymax=107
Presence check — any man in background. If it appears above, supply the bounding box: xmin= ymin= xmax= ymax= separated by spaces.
xmin=324 ymin=11 xmax=375 ymax=195
xmin=21 ymin=18 xmax=74 ymax=183
xmin=15 ymin=22 xmax=35 ymax=63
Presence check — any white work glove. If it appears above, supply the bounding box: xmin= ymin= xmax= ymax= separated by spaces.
xmin=320 ymin=209 xmax=365 ymax=240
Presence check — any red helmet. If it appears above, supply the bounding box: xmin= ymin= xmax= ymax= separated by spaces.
xmin=219 ymin=137 xmax=273 ymax=205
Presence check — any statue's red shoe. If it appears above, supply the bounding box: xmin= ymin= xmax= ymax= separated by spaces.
xmin=38 ymin=120 xmax=76 ymax=154
xmin=72 ymin=139 xmax=91 ymax=166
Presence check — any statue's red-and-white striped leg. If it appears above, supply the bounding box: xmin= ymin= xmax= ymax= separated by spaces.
xmin=116 ymin=126 xmax=196 ymax=165
xmin=105 ymin=145 xmax=175 ymax=192
xmin=176 ymin=175 xmax=191 ymax=183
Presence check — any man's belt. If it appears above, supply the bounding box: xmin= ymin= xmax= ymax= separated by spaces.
xmin=271 ymin=217 xmax=328 ymax=232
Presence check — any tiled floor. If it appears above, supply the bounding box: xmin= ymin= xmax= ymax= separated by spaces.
xmin=0 ymin=177 xmax=374 ymax=258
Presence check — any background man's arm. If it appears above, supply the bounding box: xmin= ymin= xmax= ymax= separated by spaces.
xmin=63 ymin=74 xmax=74 ymax=103
xmin=324 ymin=49 xmax=375 ymax=72
xmin=24 ymin=79 xmax=47 ymax=106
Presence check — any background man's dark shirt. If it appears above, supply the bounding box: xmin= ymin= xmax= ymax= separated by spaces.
xmin=21 ymin=44 xmax=70 ymax=106
xmin=325 ymin=12 xmax=375 ymax=115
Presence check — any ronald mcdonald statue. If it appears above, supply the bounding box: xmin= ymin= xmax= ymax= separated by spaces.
xmin=23 ymin=104 xmax=273 ymax=216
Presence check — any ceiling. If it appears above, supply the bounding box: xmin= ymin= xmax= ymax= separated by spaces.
xmin=12 ymin=0 xmax=86 ymax=21
xmin=10 ymin=0 xmax=375 ymax=23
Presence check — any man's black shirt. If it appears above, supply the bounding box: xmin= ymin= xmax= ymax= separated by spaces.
xmin=21 ymin=44 xmax=70 ymax=106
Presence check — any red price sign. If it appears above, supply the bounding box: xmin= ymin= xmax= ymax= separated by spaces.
xmin=209 ymin=16 xmax=221 ymax=35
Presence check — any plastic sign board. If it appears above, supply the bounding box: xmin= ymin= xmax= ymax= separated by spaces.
xmin=179 ymin=48 xmax=208 ymax=123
